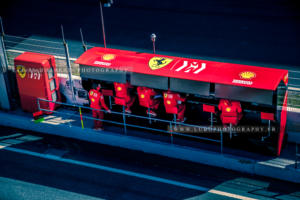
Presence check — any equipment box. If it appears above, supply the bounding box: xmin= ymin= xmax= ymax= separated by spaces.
xmin=14 ymin=52 xmax=60 ymax=113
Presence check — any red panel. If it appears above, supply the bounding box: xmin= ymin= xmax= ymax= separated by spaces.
xmin=203 ymin=104 xmax=216 ymax=113
xmin=261 ymin=112 xmax=275 ymax=121
xmin=277 ymin=91 xmax=288 ymax=156
xmin=75 ymin=47 xmax=288 ymax=91
xmin=102 ymin=89 xmax=113 ymax=96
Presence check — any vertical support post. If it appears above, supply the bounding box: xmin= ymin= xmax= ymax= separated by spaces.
xmin=0 ymin=16 xmax=11 ymax=110
xmin=210 ymin=112 xmax=213 ymax=127
xmin=61 ymin=25 xmax=76 ymax=102
xmin=220 ymin=131 xmax=223 ymax=154
xmin=229 ymin=123 xmax=232 ymax=139
xmin=150 ymin=33 xmax=156 ymax=54
xmin=170 ymin=122 xmax=173 ymax=144
xmin=152 ymin=40 xmax=155 ymax=54
xmin=79 ymin=107 xmax=84 ymax=129
xmin=80 ymin=28 xmax=87 ymax=52
xmin=99 ymin=1 xmax=107 ymax=48
xmin=268 ymin=120 xmax=271 ymax=137
xmin=0 ymin=17 xmax=9 ymax=70
xmin=109 ymin=96 xmax=112 ymax=109
xmin=37 ymin=98 xmax=41 ymax=111
xmin=122 ymin=106 xmax=127 ymax=135
xmin=148 ymin=107 xmax=152 ymax=124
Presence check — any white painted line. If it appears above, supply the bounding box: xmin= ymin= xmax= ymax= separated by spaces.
xmin=209 ymin=189 xmax=258 ymax=200
xmin=6 ymin=49 xmax=77 ymax=61
xmin=1 ymin=146 xmax=261 ymax=200
xmin=0 ymin=133 xmax=23 ymax=140
xmin=17 ymin=135 xmax=42 ymax=142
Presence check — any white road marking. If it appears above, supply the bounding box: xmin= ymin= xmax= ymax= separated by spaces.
xmin=209 ymin=189 xmax=258 ymax=200
xmin=0 ymin=133 xmax=23 ymax=140
xmin=1 ymin=146 xmax=262 ymax=200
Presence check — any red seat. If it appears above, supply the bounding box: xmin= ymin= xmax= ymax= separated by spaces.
xmin=137 ymin=87 xmax=159 ymax=109
xmin=218 ymin=99 xmax=243 ymax=125
xmin=163 ymin=91 xmax=186 ymax=122
xmin=114 ymin=82 xmax=135 ymax=111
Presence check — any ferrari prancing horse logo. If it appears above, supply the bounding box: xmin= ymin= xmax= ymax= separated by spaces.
xmin=149 ymin=57 xmax=173 ymax=70
xmin=16 ymin=65 xmax=26 ymax=79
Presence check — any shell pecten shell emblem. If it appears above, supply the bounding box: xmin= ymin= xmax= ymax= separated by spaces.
xmin=16 ymin=65 xmax=26 ymax=79
xmin=239 ymin=71 xmax=256 ymax=80
xmin=102 ymin=54 xmax=116 ymax=61
xmin=149 ymin=57 xmax=173 ymax=70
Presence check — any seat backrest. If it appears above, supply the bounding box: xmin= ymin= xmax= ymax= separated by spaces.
xmin=114 ymin=82 xmax=128 ymax=98
xmin=137 ymin=87 xmax=152 ymax=108
xmin=163 ymin=92 xmax=178 ymax=114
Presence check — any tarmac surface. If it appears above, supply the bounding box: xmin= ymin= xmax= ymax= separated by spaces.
xmin=1 ymin=126 xmax=300 ymax=200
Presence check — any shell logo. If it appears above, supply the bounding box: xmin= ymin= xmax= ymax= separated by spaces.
xmin=283 ymin=74 xmax=288 ymax=85
xmin=141 ymin=94 xmax=145 ymax=99
xmin=167 ymin=100 xmax=171 ymax=105
xmin=91 ymin=98 xmax=95 ymax=102
xmin=239 ymin=71 xmax=256 ymax=80
xmin=102 ymin=54 xmax=116 ymax=61
xmin=226 ymin=107 xmax=231 ymax=112
xmin=117 ymin=86 xmax=122 ymax=91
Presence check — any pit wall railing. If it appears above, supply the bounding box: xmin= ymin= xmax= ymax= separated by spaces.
xmin=37 ymin=98 xmax=224 ymax=153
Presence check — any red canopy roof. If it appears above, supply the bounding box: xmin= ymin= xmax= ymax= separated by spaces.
xmin=75 ymin=47 xmax=288 ymax=91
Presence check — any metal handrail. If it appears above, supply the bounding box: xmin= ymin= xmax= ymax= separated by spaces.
xmin=37 ymin=98 xmax=224 ymax=152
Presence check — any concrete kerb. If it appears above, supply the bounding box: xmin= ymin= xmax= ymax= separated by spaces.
xmin=0 ymin=111 xmax=299 ymax=183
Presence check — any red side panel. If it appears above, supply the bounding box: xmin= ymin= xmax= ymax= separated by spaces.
xmin=277 ymin=90 xmax=288 ymax=156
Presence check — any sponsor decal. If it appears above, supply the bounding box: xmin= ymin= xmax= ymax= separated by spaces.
xmin=28 ymin=68 xmax=41 ymax=80
xmin=175 ymin=61 xmax=206 ymax=74
xmin=93 ymin=61 xmax=112 ymax=66
xmin=16 ymin=65 xmax=26 ymax=79
xmin=102 ymin=54 xmax=116 ymax=61
xmin=164 ymin=93 xmax=168 ymax=98
xmin=140 ymin=94 xmax=145 ymax=99
xmin=149 ymin=57 xmax=173 ymax=70
xmin=239 ymin=71 xmax=256 ymax=80
xmin=232 ymin=79 xmax=253 ymax=85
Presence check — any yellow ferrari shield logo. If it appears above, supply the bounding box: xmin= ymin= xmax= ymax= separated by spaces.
xmin=16 ymin=65 xmax=26 ymax=79
xmin=149 ymin=57 xmax=173 ymax=70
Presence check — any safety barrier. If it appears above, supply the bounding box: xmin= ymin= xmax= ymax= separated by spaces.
xmin=37 ymin=98 xmax=224 ymax=153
